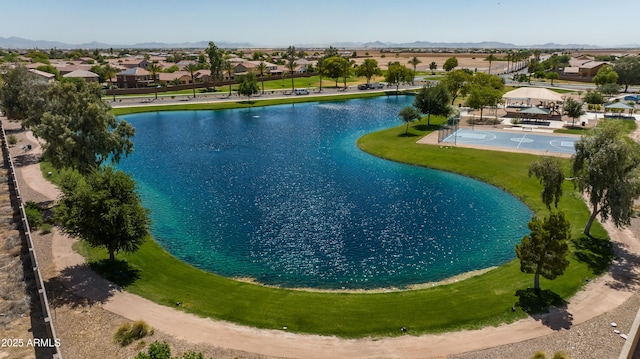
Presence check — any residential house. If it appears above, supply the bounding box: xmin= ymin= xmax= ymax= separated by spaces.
xmin=116 ymin=67 xmax=153 ymax=88
xmin=120 ymin=58 xmax=149 ymax=69
xmin=63 ymin=69 xmax=100 ymax=82
xmin=158 ymin=71 xmax=191 ymax=85
xmin=28 ymin=69 xmax=56 ymax=84
xmin=195 ymin=69 xmax=212 ymax=83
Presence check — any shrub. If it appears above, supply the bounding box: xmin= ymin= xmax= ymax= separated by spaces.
xmin=40 ymin=223 xmax=52 ymax=234
xmin=7 ymin=134 xmax=17 ymax=145
xmin=130 ymin=320 xmax=153 ymax=339
xmin=114 ymin=320 xmax=153 ymax=346
xmin=24 ymin=201 xmax=42 ymax=230
xmin=511 ymin=118 xmax=521 ymax=125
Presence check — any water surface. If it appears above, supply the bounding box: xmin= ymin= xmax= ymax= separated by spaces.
xmin=118 ymin=97 xmax=532 ymax=289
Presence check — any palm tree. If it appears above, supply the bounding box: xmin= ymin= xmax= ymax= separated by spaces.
xmin=408 ymin=56 xmax=422 ymax=84
xmin=286 ymin=46 xmax=297 ymax=92
xmin=103 ymin=64 xmax=117 ymax=101
xmin=184 ymin=63 xmax=199 ymax=98
xmin=485 ymin=54 xmax=498 ymax=75
xmin=223 ymin=60 xmax=234 ymax=97
xmin=146 ymin=62 xmax=162 ymax=100
xmin=316 ymin=58 xmax=325 ymax=92
xmin=256 ymin=61 xmax=267 ymax=94
xmin=429 ymin=61 xmax=437 ymax=75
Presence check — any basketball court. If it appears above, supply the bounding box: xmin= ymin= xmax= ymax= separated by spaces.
xmin=439 ymin=128 xmax=579 ymax=155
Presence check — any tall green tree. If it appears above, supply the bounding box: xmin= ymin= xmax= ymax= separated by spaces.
xmin=563 ymin=97 xmax=585 ymax=127
xmin=223 ymin=60 xmax=234 ymax=96
xmin=385 ymin=62 xmax=413 ymax=94
xmin=485 ymin=54 xmax=498 ymax=74
xmin=286 ymin=46 xmax=297 ymax=92
xmin=0 ymin=64 xmax=47 ymax=125
xmin=515 ymin=212 xmax=571 ymax=292
xmin=184 ymin=63 xmax=199 ymax=98
xmin=546 ymin=71 xmax=559 ymax=86
xmin=613 ymin=56 xmax=640 ymax=93
xmin=146 ymin=62 xmax=161 ymax=100
xmin=323 ymin=56 xmax=347 ymax=87
xmin=398 ymin=106 xmax=421 ymax=135
xmin=37 ymin=81 xmax=135 ymax=174
xmin=56 ymin=166 xmax=150 ymax=262
xmin=593 ymin=65 xmax=618 ymax=87
xmin=408 ymin=56 xmax=422 ymax=84
xmin=429 ymin=61 xmax=437 ymax=75
xmin=529 ymin=156 xmax=565 ymax=209
xmin=341 ymin=59 xmax=355 ymax=88
xmin=316 ymin=57 xmax=326 ymax=92
xmin=463 ymin=73 xmax=504 ymax=121
xmin=441 ymin=69 xmax=472 ymax=105
xmin=582 ymin=90 xmax=605 ymax=110
xmin=237 ymin=72 xmax=259 ymax=102
xmin=572 ymin=121 xmax=640 ymax=235
xmin=355 ymin=58 xmax=382 ymax=85
xmin=256 ymin=61 xmax=267 ymax=94
xmin=206 ymin=41 xmax=225 ymax=89
xmin=103 ymin=63 xmax=117 ymax=101
xmin=443 ymin=57 xmax=458 ymax=72
xmin=413 ymin=83 xmax=452 ymax=126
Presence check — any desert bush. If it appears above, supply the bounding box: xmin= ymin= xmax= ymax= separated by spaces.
xmin=114 ymin=320 xmax=153 ymax=346
xmin=7 ymin=134 xmax=17 ymax=145
xmin=40 ymin=223 xmax=52 ymax=234
xmin=511 ymin=118 xmax=521 ymax=125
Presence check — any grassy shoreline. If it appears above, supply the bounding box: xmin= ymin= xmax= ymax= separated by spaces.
xmin=53 ymin=96 xmax=610 ymax=338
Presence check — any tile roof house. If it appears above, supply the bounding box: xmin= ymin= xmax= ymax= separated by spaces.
xmin=120 ymin=58 xmax=150 ymax=69
xmin=62 ymin=69 xmax=100 ymax=82
xmin=116 ymin=67 xmax=153 ymax=88
xmin=28 ymin=69 xmax=56 ymax=84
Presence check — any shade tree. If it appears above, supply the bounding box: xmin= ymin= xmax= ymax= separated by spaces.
xmin=443 ymin=57 xmax=458 ymax=72
xmin=563 ymin=97 xmax=585 ymax=127
xmin=572 ymin=121 xmax=640 ymax=236
xmin=413 ymin=83 xmax=452 ymax=126
xmin=385 ymin=62 xmax=413 ymax=93
xmin=56 ymin=166 xmax=150 ymax=262
xmin=37 ymin=80 xmax=135 ymax=174
xmin=529 ymin=156 xmax=565 ymax=209
xmin=398 ymin=106 xmax=421 ymax=135
xmin=355 ymin=58 xmax=382 ymax=85
xmin=613 ymin=56 xmax=640 ymax=93
xmin=516 ymin=212 xmax=571 ymax=292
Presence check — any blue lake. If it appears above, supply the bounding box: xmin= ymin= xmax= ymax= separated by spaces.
xmin=118 ymin=96 xmax=532 ymax=289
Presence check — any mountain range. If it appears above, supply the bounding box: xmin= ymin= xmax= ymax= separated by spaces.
xmin=0 ymin=36 xmax=638 ymax=50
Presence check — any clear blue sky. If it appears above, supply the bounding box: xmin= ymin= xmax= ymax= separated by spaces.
xmin=2 ymin=0 xmax=638 ymax=47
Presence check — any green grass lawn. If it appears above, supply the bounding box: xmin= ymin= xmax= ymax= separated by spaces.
xmin=50 ymin=102 xmax=613 ymax=339
xmin=111 ymin=91 xmax=403 ymax=116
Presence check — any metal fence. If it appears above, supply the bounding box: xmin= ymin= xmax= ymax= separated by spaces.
xmin=0 ymin=123 xmax=62 ymax=359
xmin=438 ymin=116 xmax=460 ymax=143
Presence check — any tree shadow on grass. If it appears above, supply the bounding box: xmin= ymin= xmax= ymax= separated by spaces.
xmin=515 ymin=288 xmax=572 ymax=330
xmin=88 ymin=259 xmax=141 ymax=288
xmin=573 ymin=234 xmax=615 ymax=275
xmin=413 ymin=124 xmax=440 ymax=132
xmin=398 ymin=132 xmax=420 ymax=138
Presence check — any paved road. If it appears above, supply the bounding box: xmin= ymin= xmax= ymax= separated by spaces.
xmin=109 ymin=82 xmax=427 ymax=108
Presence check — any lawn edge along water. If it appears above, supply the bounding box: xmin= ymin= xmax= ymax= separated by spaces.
xmin=51 ymin=97 xmax=608 ymax=339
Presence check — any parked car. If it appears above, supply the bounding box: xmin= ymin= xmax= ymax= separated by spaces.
xmin=624 ymin=95 xmax=639 ymax=103
xmin=294 ymin=88 xmax=309 ymax=95
xmin=357 ymin=84 xmax=369 ymax=90
xmin=368 ymin=82 xmax=384 ymax=89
